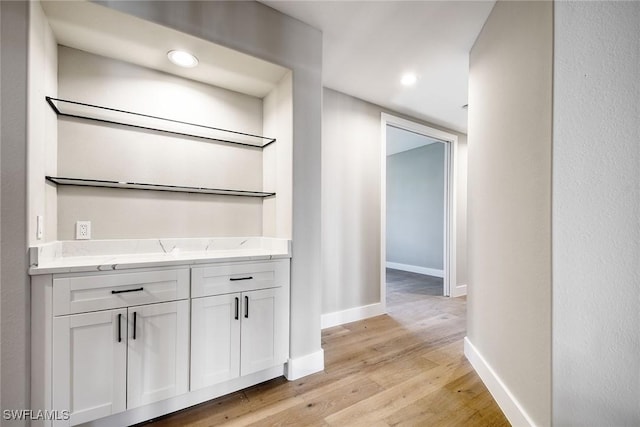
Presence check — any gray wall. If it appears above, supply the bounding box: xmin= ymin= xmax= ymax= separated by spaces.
xmin=553 ymin=2 xmax=640 ymax=425
xmin=467 ymin=1 xmax=552 ymax=426
xmin=386 ymin=143 xmax=444 ymax=271
xmin=56 ymin=46 xmax=265 ymax=239
xmin=1 ymin=1 xmax=30 ymax=424
xmin=322 ymin=88 xmax=467 ymax=315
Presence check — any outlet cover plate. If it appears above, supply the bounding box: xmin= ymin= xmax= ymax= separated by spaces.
xmin=75 ymin=221 xmax=91 ymax=240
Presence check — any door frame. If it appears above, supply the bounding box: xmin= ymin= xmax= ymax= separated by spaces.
xmin=380 ymin=112 xmax=461 ymax=308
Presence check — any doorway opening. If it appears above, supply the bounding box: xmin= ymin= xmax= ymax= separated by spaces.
xmin=380 ymin=113 xmax=460 ymax=311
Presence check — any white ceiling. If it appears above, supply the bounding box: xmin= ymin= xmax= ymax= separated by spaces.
xmin=261 ymin=1 xmax=495 ymax=133
xmin=386 ymin=125 xmax=440 ymax=156
xmin=41 ymin=1 xmax=493 ymax=133
xmin=41 ymin=1 xmax=289 ymax=98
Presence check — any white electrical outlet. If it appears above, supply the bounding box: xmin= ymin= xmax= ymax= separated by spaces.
xmin=76 ymin=221 xmax=91 ymax=240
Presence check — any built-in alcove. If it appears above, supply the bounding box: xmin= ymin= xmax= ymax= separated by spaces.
xmin=25 ymin=4 xmax=322 ymax=425
xmin=29 ymin=0 xmax=293 ymax=243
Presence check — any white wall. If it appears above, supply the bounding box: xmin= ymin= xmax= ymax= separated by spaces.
xmin=263 ymin=72 xmax=293 ymax=239
xmin=99 ymin=0 xmax=323 ymax=368
xmin=1 ymin=1 xmax=30 ymax=424
xmin=553 ymin=2 xmax=640 ymax=425
xmin=466 ymin=1 xmax=552 ymax=426
xmin=456 ymin=140 xmax=468 ymax=286
xmin=386 ymin=143 xmax=445 ymax=272
xmin=322 ymin=88 xmax=467 ymax=317
xmin=322 ymin=89 xmax=383 ymax=314
xmin=28 ymin=1 xmax=57 ymax=245
xmin=0 ymin=1 xmax=3 ymax=408
xmin=56 ymin=46 xmax=265 ymax=239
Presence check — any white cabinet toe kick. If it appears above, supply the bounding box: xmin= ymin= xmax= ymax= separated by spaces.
xmin=31 ymin=259 xmax=290 ymax=427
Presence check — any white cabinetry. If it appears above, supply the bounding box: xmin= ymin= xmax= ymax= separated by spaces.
xmin=31 ymin=258 xmax=290 ymax=427
xmin=52 ymin=309 xmax=127 ymax=425
xmin=190 ymin=260 xmax=289 ymax=391
xmin=241 ymin=287 xmax=283 ymax=376
xmin=126 ymin=300 xmax=189 ymax=409
xmin=50 ymin=269 xmax=189 ymax=426
xmin=191 ymin=294 xmax=240 ymax=389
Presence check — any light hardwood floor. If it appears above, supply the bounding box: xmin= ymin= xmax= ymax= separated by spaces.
xmin=140 ymin=269 xmax=510 ymax=426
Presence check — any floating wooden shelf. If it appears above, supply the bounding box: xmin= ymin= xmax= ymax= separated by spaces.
xmin=46 ymin=176 xmax=275 ymax=198
xmin=46 ymin=96 xmax=276 ymax=148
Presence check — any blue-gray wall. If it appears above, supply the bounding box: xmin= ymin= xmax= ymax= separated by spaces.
xmin=386 ymin=142 xmax=444 ymax=271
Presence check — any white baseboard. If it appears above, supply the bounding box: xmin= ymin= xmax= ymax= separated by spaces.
xmin=464 ymin=337 xmax=535 ymax=427
xmin=386 ymin=262 xmax=444 ymax=278
xmin=451 ymin=283 xmax=467 ymax=297
xmin=285 ymin=349 xmax=324 ymax=381
xmin=321 ymin=302 xmax=385 ymax=329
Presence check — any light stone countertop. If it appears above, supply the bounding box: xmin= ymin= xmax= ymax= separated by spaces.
xmin=29 ymin=237 xmax=291 ymax=275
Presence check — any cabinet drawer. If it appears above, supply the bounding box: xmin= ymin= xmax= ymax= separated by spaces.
xmin=191 ymin=260 xmax=288 ymax=298
xmin=53 ymin=269 xmax=189 ymax=316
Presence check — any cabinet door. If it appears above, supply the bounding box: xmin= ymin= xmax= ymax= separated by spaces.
xmin=190 ymin=294 xmax=241 ymax=390
xmin=240 ymin=288 xmax=287 ymax=376
xmin=127 ymin=300 xmax=189 ymax=409
xmin=53 ymin=309 xmax=127 ymax=426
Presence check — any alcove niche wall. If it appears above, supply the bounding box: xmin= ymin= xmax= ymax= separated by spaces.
xmin=28 ymin=1 xmax=293 ymax=245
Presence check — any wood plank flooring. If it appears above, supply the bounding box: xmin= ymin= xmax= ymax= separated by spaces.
xmin=140 ymin=269 xmax=510 ymax=426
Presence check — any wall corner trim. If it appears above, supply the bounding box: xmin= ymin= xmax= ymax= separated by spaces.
xmin=464 ymin=337 xmax=537 ymax=427
xmin=321 ymin=303 xmax=385 ymax=330
xmin=285 ymin=349 xmax=325 ymax=381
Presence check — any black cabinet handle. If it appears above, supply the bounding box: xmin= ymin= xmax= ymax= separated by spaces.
xmin=235 ymin=297 xmax=239 ymax=320
xmin=117 ymin=313 xmax=122 ymax=343
xmin=111 ymin=287 xmax=144 ymax=294
xmin=133 ymin=311 xmax=137 ymax=340
xmin=244 ymin=296 xmax=249 ymax=318
xmin=230 ymin=276 xmax=253 ymax=282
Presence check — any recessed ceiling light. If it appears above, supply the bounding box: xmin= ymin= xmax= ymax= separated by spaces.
xmin=167 ymin=50 xmax=199 ymax=68
xmin=400 ymin=73 xmax=417 ymax=86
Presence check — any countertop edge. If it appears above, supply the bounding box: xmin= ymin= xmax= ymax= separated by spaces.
xmin=29 ymin=252 xmax=291 ymax=276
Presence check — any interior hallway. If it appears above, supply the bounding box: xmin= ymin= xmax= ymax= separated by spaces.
xmin=141 ymin=271 xmax=509 ymax=426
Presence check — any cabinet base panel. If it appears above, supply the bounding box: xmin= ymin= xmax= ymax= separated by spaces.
xmin=80 ymin=365 xmax=286 ymax=427
xmin=285 ymin=348 xmax=325 ymax=380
